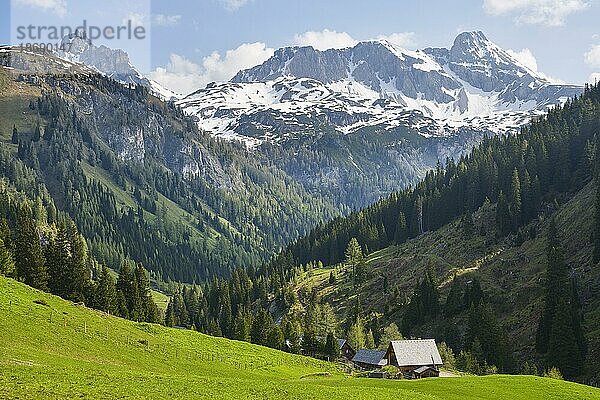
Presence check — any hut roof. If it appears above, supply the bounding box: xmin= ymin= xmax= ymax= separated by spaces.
xmin=388 ymin=339 xmax=443 ymax=367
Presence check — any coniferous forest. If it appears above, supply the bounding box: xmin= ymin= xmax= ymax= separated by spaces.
xmin=286 ymin=83 xmax=600 ymax=267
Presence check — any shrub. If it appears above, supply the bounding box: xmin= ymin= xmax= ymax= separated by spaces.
xmin=543 ymin=367 xmax=563 ymax=380
xmin=521 ymin=361 xmax=539 ymax=376
xmin=381 ymin=365 xmax=399 ymax=375
xmin=437 ymin=342 xmax=456 ymax=370
xmin=456 ymin=350 xmax=480 ymax=374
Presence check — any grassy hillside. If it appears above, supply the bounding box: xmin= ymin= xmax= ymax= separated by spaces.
xmin=1 ymin=276 xmax=598 ymax=399
xmin=294 ymin=182 xmax=599 ymax=362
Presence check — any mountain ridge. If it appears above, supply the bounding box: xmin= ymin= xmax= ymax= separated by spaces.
xmin=178 ymin=31 xmax=580 ymax=147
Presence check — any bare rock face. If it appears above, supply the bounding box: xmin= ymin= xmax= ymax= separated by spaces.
xmin=57 ymin=32 xmax=176 ymax=100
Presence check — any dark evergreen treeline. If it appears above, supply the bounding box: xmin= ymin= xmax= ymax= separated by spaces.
xmin=285 ymin=83 xmax=600 ymax=267
xmin=0 ymin=178 xmax=159 ymax=324
xmin=162 ymin=268 xmax=287 ymax=350
xmin=535 ymin=219 xmax=587 ymax=378
xmin=594 ymin=136 xmax=600 ymax=264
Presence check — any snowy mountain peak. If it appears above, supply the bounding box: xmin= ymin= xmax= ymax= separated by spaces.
xmin=451 ymin=30 xmax=490 ymax=51
xmin=179 ymin=31 xmax=582 ymax=147
xmin=446 ymin=30 xmax=545 ymax=82
xmin=54 ymin=32 xmax=177 ymax=100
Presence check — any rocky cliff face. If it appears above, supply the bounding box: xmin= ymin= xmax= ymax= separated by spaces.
xmin=56 ymin=32 xmax=177 ymax=100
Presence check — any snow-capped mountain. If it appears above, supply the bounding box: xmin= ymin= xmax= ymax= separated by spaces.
xmin=55 ymin=32 xmax=177 ymax=100
xmin=178 ymin=31 xmax=581 ymax=146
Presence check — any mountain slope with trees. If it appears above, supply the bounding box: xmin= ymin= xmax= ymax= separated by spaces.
xmin=0 ymin=50 xmax=340 ymax=283
xmin=268 ymin=82 xmax=600 ymax=382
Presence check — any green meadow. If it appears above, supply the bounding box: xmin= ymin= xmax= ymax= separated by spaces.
xmin=0 ymin=276 xmax=598 ymax=399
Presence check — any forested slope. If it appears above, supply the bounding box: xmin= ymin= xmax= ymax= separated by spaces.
xmin=0 ymin=50 xmax=339 ymax=283
xmin=266 ymin=82 xmax=600 ymax=383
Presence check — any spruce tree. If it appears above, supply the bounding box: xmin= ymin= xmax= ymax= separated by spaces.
xmin=521 ymin=170 xmax=532 ymax=221
xmin=365 ymin=329 xmax=375 ymax=349
xmin=402 ymin=269 xmax=440 ymax=334
xmin=115 ymin=290 xmax=129 ymax=319
xmin=95 ymin=266 xmax=117 ymax=314
xmin=414 ymin=195 xmax=424 ymax=235
xmin=46 ymin=223 xmax=70 ymax=298
xmin=547 ymin=298 xmax=584 ymax=378
xmin=134 ymin=262 xmax=158 ymax=323
xmin=329 ymin=270 xmax=336 ymax=285
xmin=250 ymin=309 xmax=272 ymax=346
xmin=0 ymin=238 xmax=15 ymax=276
xmin=345 ymin=238 xmax=365 ymax=287
xmin=444 ymin=275 xmax=464 ymax=316
xmin=536 ymin=218 xmax=586 ymax=375
xmin=67 ymin=226 xmax=88 ymax=302
xmin=347 ymin=317 xmax=366 ymax=350
xmin=496 ymin=191 xmax=512 ymax=236
xmin=324 ymin=331 xmax=339 ymax=359
xmin=394 ymin=212 xmax=408 ymax=243
xmin=462 ymin=212 xmax=475 ymax=237
xmin=15 ymin=204 xmax=47 ymax=290
xmin=510 ymin=168 xmax=522 ymax=228
xmin=536 ymin=219 xmax=565 ymax=354
xmin=164 ymin=300 xmax=175 ymax=327
xmin=11 ymin=125 xmax=18 ymax=144
xmin=467 ymin=301 xmax=513 ymax=372
xmin=283 ymin=317 xmax=302 ymax=354
xmin=594 ymin=169 xmax=600 ymax=264
xmin=117 ymin=261 xmax=143 ymax=321
xmin=33 ymin=123 xmax=41 ymax=141
xmin=232 ymin=310 xmax=251 ymax=342
xmin=463 ymin=278 xmax=484 ymax=309
xmin=267 ymin=324 xmax=284 ymax=350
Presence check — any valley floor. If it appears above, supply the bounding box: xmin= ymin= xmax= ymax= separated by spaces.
xmin=1 ymin=277 xmax=599 ymax=399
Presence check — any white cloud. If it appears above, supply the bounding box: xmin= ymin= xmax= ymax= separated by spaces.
xmin=506 ymin=48 xmax=538 ymax=71
xmin=584 ymin=45 xmax=600 ymax=68
xmin=483 ymin=0 xmax=588 ymax=26
xmin=293 ymin=29 xmax=357 ymax=51
xmin=149 ymin=29 xmax=420 ymax=94
xmin=149 ymin=42 xmax=274 ymax=95
xmin=292 ymin=29 xmax=417 ymax=51
xmin=124 ymin=13 xmax=147 ymax=28
xmin=219 ymin=0 xmax=252 ymax=11
xmin=150 ymin=55 xmax=204 ymax=95
xmin=201 ymin=42 xmax=274 ymax=82
xmin=153 ymin=14 xmax=182 ymax=27
xmin=376 ymin=32 xmax=417 ymax=49
xmin=589 ymin=73 xmax=600 ymax=83
xmin=506 ymin=47 xmax=564 ymax=83
xmin=14 ymin=0 xmax=67 ymax=17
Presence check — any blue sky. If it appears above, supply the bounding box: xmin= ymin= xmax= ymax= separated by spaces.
xmin=2 ymin=0 xmax=600 ymax=94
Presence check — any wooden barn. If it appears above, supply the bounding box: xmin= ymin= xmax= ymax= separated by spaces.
xmin=337 ymin=339 xmax=356 ymax=360
xmin=412 ymin=365 xmax=440 ymax=379
xmin=351 ymin=349 xmax=387 ymax=370
xmin=384 ymin=339 xmax=442 ymax=376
